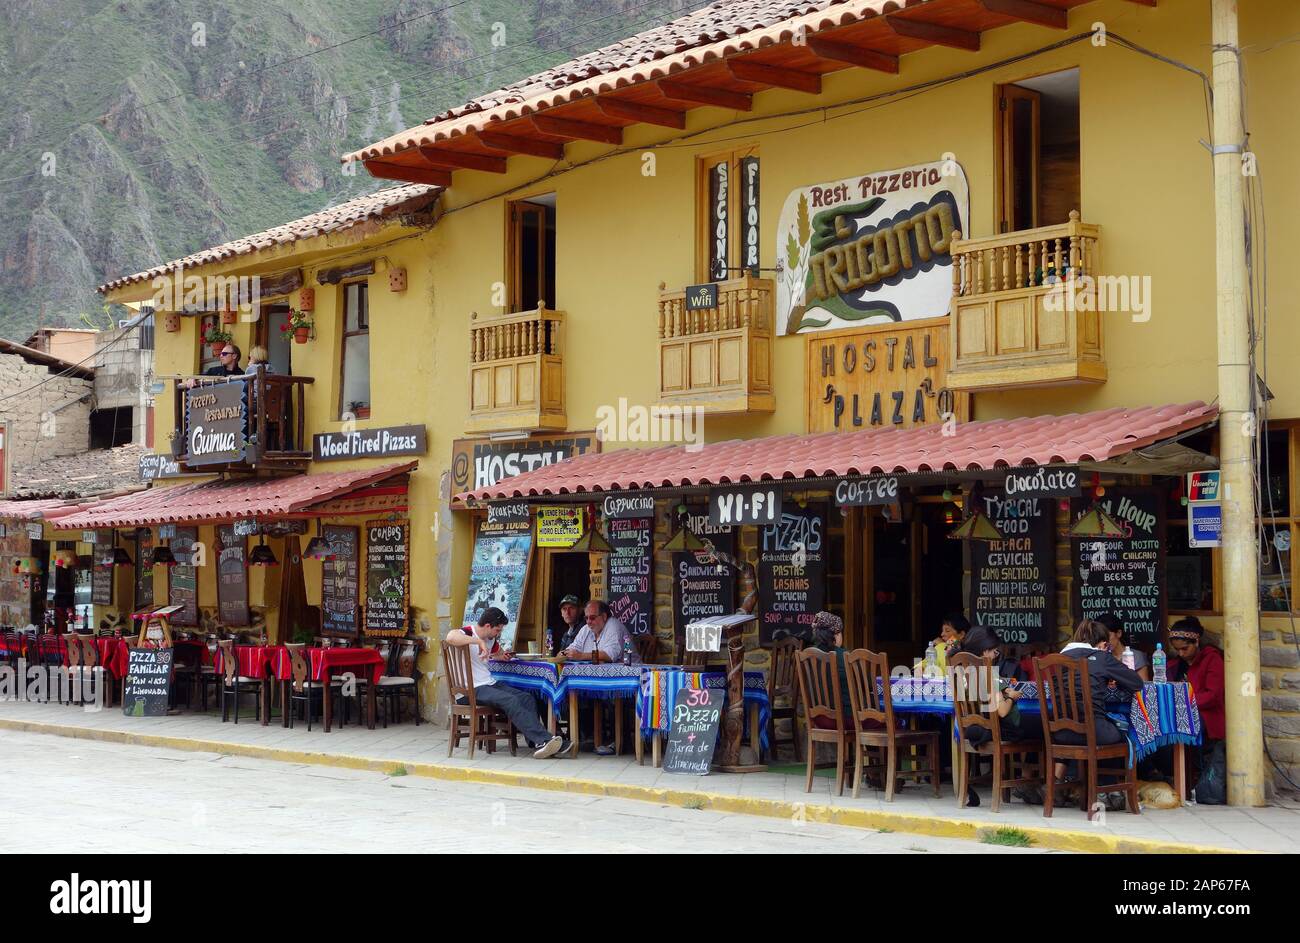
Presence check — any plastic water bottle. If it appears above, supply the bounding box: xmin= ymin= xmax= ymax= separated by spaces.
xmin=1152 ymin=643 xmax=1167 ymax=683
xmin=545 ymin=628 xmax=553 ymax=657
xmin=924 ymin=642 xmax=938 ymax=678
xmin=622 ymin=634 xmax=632 ymax=666
xmin=1122 ymin=649 xmax=1135 ymax=671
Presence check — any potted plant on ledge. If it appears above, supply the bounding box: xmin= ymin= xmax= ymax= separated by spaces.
xmin=280 ymin=309 xmax=313 ymax=344
xmin=204 ymin=326 xmax=233 ymax=357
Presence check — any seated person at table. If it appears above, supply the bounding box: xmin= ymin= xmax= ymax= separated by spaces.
xmin=1057 ymin=619 xmax=1144 ymax=747
xmin=549 ymin=594 xmax=584 ymax=656
xmin=958 ymin=627 xmax=1044 ymax=746
xmin=1168 ymin=616 xmax=1225 ymax=795
xmin=1097 ymin=613 xmax=1150 ymax=682
xmin=562 ymin=600 xmax=635 ymax=664
xmin=933 ymin=612 xmax=971 ymax=665
xmin=807 ymin=611 xmax=852 ymax=729
xmin=445 ymin=607 xmax=567 ymax=760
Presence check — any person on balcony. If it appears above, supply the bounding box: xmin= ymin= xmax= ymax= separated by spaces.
xmin=183 ymin=344 xmax=243 ymax=388
xmin=245 ymin=345 xmax=270 ymax=375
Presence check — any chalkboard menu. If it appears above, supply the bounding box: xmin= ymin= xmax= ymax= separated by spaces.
xmin=365 ymin=519 xmax=409 ymax=634
xmin=757 ymin=503 xmax=825 ymax=645
xmin=122 ymin=647 xmax=173 ymax=717
xmin=969 ymin=490 xmax=1056 ymax=645
xmin=91 ymin=532 xmax=113 ymax=606
xmin=662 ymin=686 xmax=723 ymax=775
xmin=168 ymin=527 xmax=199 ymax=626
xmin=607 ymin=516 xmax=653 ymax=636
xmin=321 ymin=525 xmax=360 ymax=636
xmin=135 ymin=530 xmax=154 ymax=608
xmin=1072 ymin=488 xmax=1166 ymax=641
xmin=463 ymin=517 xmax=532 ymax=649
xmin=216 ymin=525 xmax=249 ymax=626
xmin=671 ymin=514 xmax=736 ymax=645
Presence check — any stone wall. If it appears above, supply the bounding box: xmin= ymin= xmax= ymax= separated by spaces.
xmin=1259 ymin=625 xmax=1300 ymax=792
xmin=0 ymin=350 xmax=93 ymax=470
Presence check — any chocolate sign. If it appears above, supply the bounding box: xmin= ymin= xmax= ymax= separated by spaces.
xmin=709 ymin=485 xmax=782 ymax=527
xmin=834 ymin=476 xmax=900 ymax=507
xmin=1003 ymin=466 xmax=1081 ymax=499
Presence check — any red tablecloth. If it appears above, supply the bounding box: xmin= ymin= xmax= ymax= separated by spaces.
xmin=214 ymin=645 xmax=278 ymax=680
xmin=269 ymin=647 xmax=385 ymax=685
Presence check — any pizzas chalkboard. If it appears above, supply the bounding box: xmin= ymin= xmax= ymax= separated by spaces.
xmin=1072 ymin=488 xmax=1166 ymax=641
xmin=321 ymin=525 xmax=360 ymax=636
xmin=969 ymin=490 xmax=1056 ymax=645
xmin=662 ymin=685 xmax=723 ymax=775
xmin=216 ymin=525 xmax=249 ymax=626
xmin=671 ymin=514 xmax=736 ymax=648
xmin=757 ymin=504 xmax=825 ymax=645
xmin=91 ymin=532 xmax=113 ymax=606
xmin=365 ymin=520 xmax=409 ymax=634
xmin=168 ymin=527 xmax=199 ymax=626
xmin=122 ymin=647 xmax=173 ymax=717
xmin=607 ymin=516 xmax=653 ymax=636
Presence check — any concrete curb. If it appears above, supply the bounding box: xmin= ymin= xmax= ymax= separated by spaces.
xmin=0 ymin=717 xmax=1244 ymax=854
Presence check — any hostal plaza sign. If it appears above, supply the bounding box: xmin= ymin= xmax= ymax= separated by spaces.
xmin=184 ymin=381 xmax=247 ymax=465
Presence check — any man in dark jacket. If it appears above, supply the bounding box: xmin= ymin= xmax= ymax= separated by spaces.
xmin=1056 ymin=619 xmax=1144 ymax=745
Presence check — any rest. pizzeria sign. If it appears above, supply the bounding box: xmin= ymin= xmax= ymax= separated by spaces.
xmin=777 ymin=160 xmax=970 ymax=335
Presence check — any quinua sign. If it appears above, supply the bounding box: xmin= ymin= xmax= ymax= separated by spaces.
xmin=777 ymin=159 xmax=970 ymax=335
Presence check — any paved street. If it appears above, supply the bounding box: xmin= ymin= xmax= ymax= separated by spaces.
xmin=0 ymin=730 xmax=1048 ymax=854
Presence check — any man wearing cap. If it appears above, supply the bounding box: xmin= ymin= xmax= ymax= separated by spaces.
xmin=549 ymin=594 xmax=584 ymax=657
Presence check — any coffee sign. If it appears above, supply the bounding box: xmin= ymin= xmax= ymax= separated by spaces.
xmin=183 ymin=381 xmax=247 ymax=466
xmin=1004 ymin=466 xmax=1082 ymax=499
xmin=313 ymin=425 xmax=427 ymax=461
xmin=709 ymin=485 xmax=781 ymax=527
xmin=834 ymin=476 xmax=900 ymax=507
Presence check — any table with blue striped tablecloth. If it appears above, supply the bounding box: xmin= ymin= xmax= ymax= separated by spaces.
xmin=487 ymin=659 xmax=647 ymax=706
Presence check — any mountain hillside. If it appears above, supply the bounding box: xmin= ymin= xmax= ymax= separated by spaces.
xmin=0 ymin=0 xmax=694 ymax=336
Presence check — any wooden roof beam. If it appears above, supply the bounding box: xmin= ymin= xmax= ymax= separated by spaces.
xmin=885 ymin=15 xmax=981 ymax=51
xmin=806 ymin=37 xmax=899 ymax=74
xmin=416 ymin=146 xmax=508 ymax=173
xmin=726 ymin=59 xmax=822 ymax=94
xmin=364 ymin=160 xmax=451 ymax=188
xmin=977 ymin=0 xmax=1068 ymax=29
xmin=657 ymin=79 xmax=753 ymax=112
xmin=530 ymin=114 xmax=623 ymax=144
xmin=594 ymin=97 xmax=687 ymax=129
xmin=476 ymin=131 xmax=566 ymax=161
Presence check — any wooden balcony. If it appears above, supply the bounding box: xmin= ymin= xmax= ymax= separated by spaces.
xmin=658 ymin=275 xmax=775 ymax=415
xmin=172 ymin=373 xmax=313 ymax=472
xmin=947 ymin=212 xmax=1106 ymax=392
xmin=467 ymin=306 xmax=566 ymax=433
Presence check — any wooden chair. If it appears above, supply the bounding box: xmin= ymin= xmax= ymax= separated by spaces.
xmin=63 ymin=634 xmax=97 ymax=707
xmin=634 ymin=633 xmax=659 ymax=665
xmin=1034 ymin=654 xmax=1140 ymax=819
xmin=844 ymin=649 xmax=942 ymax=801
xmin=444 ymin=644 xmax=517 ymax=759
xmin=682 ymin=650 xmax=707 ymax=669
xmin=218 ymin=640 xmax=263 ymax=724
xmin=950 ymin=653 xmax=1043 ymax=812
xmin=284 ymin=642 xmax=344 ymax=730
xmin=767 ymin=636 xmax=803 ymax=762
xmin=377 ymin=638 xmax=421 ymax=726
xmin=794 ymin=649 xmax=852 ymax=796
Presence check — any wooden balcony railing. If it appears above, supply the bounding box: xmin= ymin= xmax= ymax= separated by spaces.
xmin=172 ymin=373 xmax=313 ymax=472
xmin=658 ymin=275 xmax=775 ymax=414
xmin=467 ymin=305 xmax=566 ymax=433
xmin=947 ymin=212 xmax=1106 ymax=391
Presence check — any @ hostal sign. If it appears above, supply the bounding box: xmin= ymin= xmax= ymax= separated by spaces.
xmin=806 ymin=320 xmax=969 ymax=433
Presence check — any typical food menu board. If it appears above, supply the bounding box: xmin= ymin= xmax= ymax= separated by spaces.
xmin=91 ymin=531 xmax=113 ymax=606
xmin=757 ymin=503 xmax=825 ymax=645
xmin=662 ymin=686 xmax=723 ymax=775
xmin=168 ymin=527 xmax=199 ymax=626
xmin=365 ymin=520 xmax=409 ymax=635
xmin=968 ymin=490 xmax=1057 ymax=644
xmin=321 ymin=525 xmax=360 ymax=636
xmin=1072 ymin=488 xmax=1166 ymax=640
xmin=671 ymin=514 xmax=737 ymax=649
xmin=607 ymin=516 xmax=653 ymax=636
xmin=216 ymin=525 xmax=249 ymax=626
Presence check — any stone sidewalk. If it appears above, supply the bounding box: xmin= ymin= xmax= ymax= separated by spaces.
xmin=1 ymin=699 xmax=1296 ymax=853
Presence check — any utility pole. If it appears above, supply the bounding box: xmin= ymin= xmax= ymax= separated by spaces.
xmin=1212 ymin=0 xmax=1266 ymax=807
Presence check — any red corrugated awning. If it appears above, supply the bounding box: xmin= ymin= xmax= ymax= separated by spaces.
xmin=0 ymin=498 xmax=79 ymax=522
xmin=459 ymin=402 xmax=1217 ymax=501
xmin=53 ymin=461 xmax=417 ymax=529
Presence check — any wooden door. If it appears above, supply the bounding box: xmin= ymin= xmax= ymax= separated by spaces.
xmin=997 ymin=84 xmax=1041 ymax=233
xmin=509 ymin=201 xmax=551 ymax=313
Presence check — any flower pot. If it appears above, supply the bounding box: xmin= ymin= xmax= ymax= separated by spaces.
xmin=294 ymin=326 xmax=310 ymax=344
xmin=164 ymin=312 xmax=181 ymax=332
xmin=220 ymin=308 xmax=236 ymax=325
xmin=210 ymin=341 xmax=226 ymax=357
xmin=298 ymin=288 xmax=315 ymax=311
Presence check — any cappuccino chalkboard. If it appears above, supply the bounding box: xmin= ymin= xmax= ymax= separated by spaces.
xmin=969 ymin=490 xmax=1056 ymax=645
xmin=216 ymin=525 xmax=249 ymax=626
xmin=321 ymin=525 xmax=360 ymax=636
xmin=607 ymin=516 xmax=653 ymax=636
xmin=662 ymin=686 xmax=723 ymax=775
xmin=365 ymin=519 xmax=409 ymax=634
xmin=168 ymin=527 xmax=199 ymax=626
xmin=1072 ymin=488 xmax=1166 ymax=640
xmin=122 ymin=647 xmax=173 ymax=717
xmin=757 ymin=504 xmax=825 ymax=645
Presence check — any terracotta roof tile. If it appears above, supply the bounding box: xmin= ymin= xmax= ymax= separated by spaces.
xmin=98 ymin=184 xmax=439 ymax=293
xmin=0 ymin=498 xmax=81 ymax=522
xmin=460 ymin=402 xmax=1218 ymax=500
xmin=8 ymin=445 xmax=150 ymax=499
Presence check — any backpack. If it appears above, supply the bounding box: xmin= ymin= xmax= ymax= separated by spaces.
xmin=1194 ymin=740 xmax=1227 ymax=805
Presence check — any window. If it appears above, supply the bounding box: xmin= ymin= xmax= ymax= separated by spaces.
xmin=1165 ymin=427 xmax=1219 ymax=615
xmin=340 ymin=282 xmax=370 ymax=419
xmin=508 ymin=195 xmax=556 ymax=313
xmin=90 ymin=407 xmax=134 ymax=449
xmin=198 ymin=313 xmax=221 ymax=374
xmin=697 ymin=148 xmax=759 ymax=281
xmin=995 ymin=69 xmax=1079 ymax=233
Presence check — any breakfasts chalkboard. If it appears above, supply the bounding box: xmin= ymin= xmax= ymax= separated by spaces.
xmin=757 ymin=503 xmax=825 ymax=645
xmin=321 ymin=525 xmax=360 ymax=636
xmin=122 ymin=647 xmax=173 ymax=717
xmin=1072 ymin=488 xmax=1166 ymax=640
xmin=969 ymin=490 xmax=1056 ymax=645
xmin=607 ymin=516 xmax=653 ymax=636
xmin=216 ymin=525 xmax=249 ymax=626
xmin=671 ymin=514 xmax=737 ymax=646
xmin=365 ymin=519 xmax=409 ymax=635
xmin=91 ymin=532 xmax=113 ymax=606
xmin=168 ymin=527 xmax=199 ymax=626
xmin=662 ymin=686 xmax=723 ymax=775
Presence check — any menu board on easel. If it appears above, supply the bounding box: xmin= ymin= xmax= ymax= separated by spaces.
xmin=216 ymin=525 xmax=249 ymax=626
xmin=168 ymin=527 xmax=199 ymax=626
xmin=321 ymin=525 xmax=360 ymax=636
xmin=969 ymin=489 xmax=1056 ymax=645
xmin=365 ymin=520 xmax=409 ymax=635
xmin=607 ymin=516 xmax=653 ymax=636
xmin=1071 ymin=487 xmax=1166 ymax=642
xmin=91 ymin=531 xmax=113 ymax=606
xmin=757 ymin=503 xmax=825 ymax=645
